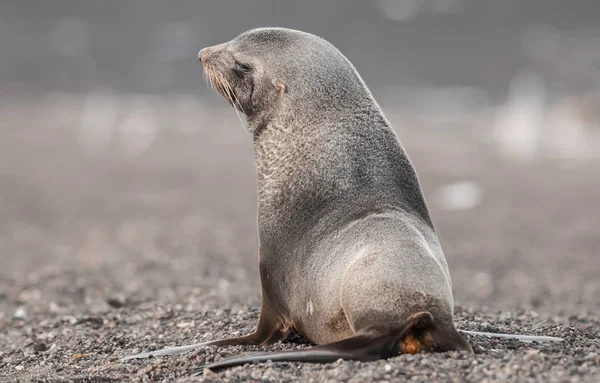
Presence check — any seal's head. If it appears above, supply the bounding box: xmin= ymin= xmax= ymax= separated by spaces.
xmin=198 ymin=28 xmax=372 ymax=131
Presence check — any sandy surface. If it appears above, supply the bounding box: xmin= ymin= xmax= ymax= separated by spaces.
xmin=0 ymin=116 xmax=598 ymax=382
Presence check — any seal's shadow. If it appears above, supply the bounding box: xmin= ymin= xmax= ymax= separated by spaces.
xmin=283 ymin=333 xmax=313 ymax=346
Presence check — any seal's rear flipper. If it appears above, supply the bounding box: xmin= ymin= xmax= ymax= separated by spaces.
xmin=190 ymin=333 xmax=395 ymax=375
xmin=459 ymin=330 xmax=564 ymax=343
xmin=192 ymin=311 xmax=470 ymax=374
xmin=192 ymin=348 xmax=356 ymax=375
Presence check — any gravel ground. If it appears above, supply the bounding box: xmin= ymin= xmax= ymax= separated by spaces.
xmin=0 ymin=113 xmax=598 ymax=382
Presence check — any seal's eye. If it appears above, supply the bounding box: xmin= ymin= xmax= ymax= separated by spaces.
xmin=235 ymin=62 xmax=252 ymax=74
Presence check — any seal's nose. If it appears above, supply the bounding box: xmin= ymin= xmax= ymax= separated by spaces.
xmin=198 ymin=48 xmax=206 ymax=64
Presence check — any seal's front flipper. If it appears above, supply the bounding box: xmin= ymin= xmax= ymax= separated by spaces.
xmin=121 ymin=340 xmax=219 ymax=360
xmin=121 ymin=298 xmax=290 ymax=361
xmin=121 ymin=329 xmax=291 ymax=361
xmin=459 ymin=330 xmax=564 ymax=343
xmin=121 ymin=319 xmax=290 ymax=361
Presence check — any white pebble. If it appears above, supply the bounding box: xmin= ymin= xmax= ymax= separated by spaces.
xmin=13 ymin=307 xmax=27 ymax=319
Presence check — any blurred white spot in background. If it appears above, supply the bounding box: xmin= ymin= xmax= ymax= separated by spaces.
xmin=502 ymin=269 xmax=536 ymax=295
xmin=218 ymin=278 xmax=231 ymax=294
xmin=413 ymin=86 xmax=490 ymax=125
xmin=377 ymin=0 xmax=421 ymax=22
xmin=494 ymin=71 xmax=546 ymax=161
xmin=118 ymin=96 xmax=159 ymax=156
xmin=472 ymin=271 xmax=494 ymax=299
xmin=78 ymin=88 xmax=120 ymax=154
xmin=434 ymin=180 xmax=483 ymax=211
xmin=50 ymin=18 xmax=88 ymax=57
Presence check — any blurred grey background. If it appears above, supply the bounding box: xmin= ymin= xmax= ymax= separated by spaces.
xmin=0 ymin=1 xmax=599 ymax=319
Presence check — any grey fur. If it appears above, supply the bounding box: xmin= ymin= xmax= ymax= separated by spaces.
xmin=121 ymin=28 xmax=563 ymax=370
xmin=210 ymin=26 xmax=457 ymax=344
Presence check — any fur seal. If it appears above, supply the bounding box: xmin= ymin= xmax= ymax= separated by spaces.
xmin=121 ymin=27 xmax=563 ymax=373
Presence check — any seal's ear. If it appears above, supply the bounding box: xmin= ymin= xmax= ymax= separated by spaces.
xmin=272 ymin=78 xmax=287 ymax=95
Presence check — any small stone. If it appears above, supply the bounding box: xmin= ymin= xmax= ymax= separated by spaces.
xmin=203 ymin=368 xmax=219 ymax=379
xmin=14 ymin=307 xmax=27 ymax=319
xmin=33 ymin=342 xmax=48 ymax=352
xmin=48 ymin=301 xmax=61 ymax=313
xmin=18 ymin=289 xmax=41 ymax=302
xmin=384 ymin=363 xmax=392 ymax=372
xmin=15 ymin=365 xmax=24 ymax=371
xmin=584 ymin=352 xmax=597 ymax=360
xmin=106 ymin=297 xmax=125 ymax=308
xmin=71 ymin=353 xmax=90 ymax=361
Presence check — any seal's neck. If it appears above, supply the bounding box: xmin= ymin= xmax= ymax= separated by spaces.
xmin=250 ymin=105 xmax=435 ymax=239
